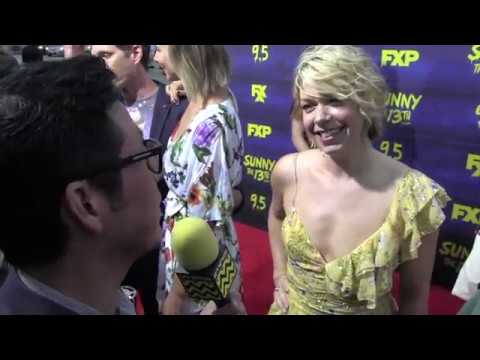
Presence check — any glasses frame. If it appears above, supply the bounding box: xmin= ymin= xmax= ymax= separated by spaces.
xmin=64 ymin=138 xmax=163 ymax=184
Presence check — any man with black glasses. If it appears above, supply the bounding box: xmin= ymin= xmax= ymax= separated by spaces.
xmin=0 ymin=56 xmax=164 ymax=315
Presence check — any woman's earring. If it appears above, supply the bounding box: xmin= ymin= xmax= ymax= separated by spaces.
xmin=309 ymin=140 xmax=317 ymax=149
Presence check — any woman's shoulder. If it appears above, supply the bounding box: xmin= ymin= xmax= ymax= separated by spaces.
xmin=191 ymin=101 xmax=232 ymax=131
xmin=271 ymin=153 xmax=299 ymax=188
xmin=391 ymin=165 xmax=450 ymax=230
xmin=374 ymin=150 xmax=410 ymax=182
xmin=274 ymin=153 xmax=299 ymax=171
xmin=374 ymin=151 xmax=450 ymax=217
xmin=197 ymin=99 xmax=239 ymax=132
xmin=203 ymin=98 xmax=237 ymax=117
xmin=399 ymin=167 xmax=447 ymax=197
xmin=375 ymin=150 xmax=440 ymax=188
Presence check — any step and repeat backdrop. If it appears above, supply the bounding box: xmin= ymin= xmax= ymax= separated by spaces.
xmin=225 ymin=45 xmax=480 ymax=288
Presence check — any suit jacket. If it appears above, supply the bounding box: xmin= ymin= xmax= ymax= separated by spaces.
xmin=0 ymin=267 xmax=78 ymax=315
xmin=149 ymin=84 xmax=188 ymax=148
xmin=149 ymin=84 xmax=188 ymax=199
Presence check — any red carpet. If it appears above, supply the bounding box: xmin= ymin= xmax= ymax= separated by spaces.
xmin=236 ymin=222 xmax=466 ymax=315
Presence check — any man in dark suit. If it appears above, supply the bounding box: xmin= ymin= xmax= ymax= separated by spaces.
xmin=88 ymin=44 xmax=187 ymax=314
xmin=0 ymin=56 xmax=164 ymax=314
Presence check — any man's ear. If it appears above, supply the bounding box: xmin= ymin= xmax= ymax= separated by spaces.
xmin=130 ymin=45 xmax=144 ymax=66
xmin=62 ymin=181 xmax=104 ymax=234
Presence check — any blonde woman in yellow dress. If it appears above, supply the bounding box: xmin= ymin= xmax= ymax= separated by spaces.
xmin=268 ymin=45 xmax=450 ymax=315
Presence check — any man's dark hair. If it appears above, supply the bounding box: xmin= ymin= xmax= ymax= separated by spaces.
xmin=0 ymin=49 xmax=19 ymax=78
xmin=115 ymin=45 xmax=151 ymax=70
xmin=0 ymin=55 xmax=125 ymax=269
xmin=21 ymin=45 xmax=44 ymax=63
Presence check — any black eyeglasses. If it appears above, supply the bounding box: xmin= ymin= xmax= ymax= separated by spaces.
xmin=118 ymin=138 xmax=163 ymax=175
xmin=64 ymin=138 xmax=163 ymax=184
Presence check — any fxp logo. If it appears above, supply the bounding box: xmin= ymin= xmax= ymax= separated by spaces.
xmin=381 ymin=49 xmax=420 ymax=67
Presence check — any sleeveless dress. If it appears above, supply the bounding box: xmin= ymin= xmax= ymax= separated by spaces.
xmin=269 ymin=156 xmax=450 ymax=315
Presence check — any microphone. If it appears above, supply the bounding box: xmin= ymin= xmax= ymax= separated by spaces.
xmin=171 ymin=217 xmax=237 ymax=307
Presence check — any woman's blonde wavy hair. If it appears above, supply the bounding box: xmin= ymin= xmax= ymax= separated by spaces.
xmin=293 ymin=45 xmax=388 ymax=140
xmin=168 ymin=45 xmax=230 ymax=102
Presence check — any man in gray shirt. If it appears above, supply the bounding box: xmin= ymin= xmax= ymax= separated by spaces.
xmin=90 ymin=45 xmax=159 ymax=139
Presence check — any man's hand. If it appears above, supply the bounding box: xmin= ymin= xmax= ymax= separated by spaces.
xmin=162 ymin=291 xmax=185 ymax=315
xmin=200 ymin=300 xmax=246 ymax=315
xmin=161 ymin=275 xmax=188 ymax=315
xmin=166 ymin=80 xmax=186 ymax=104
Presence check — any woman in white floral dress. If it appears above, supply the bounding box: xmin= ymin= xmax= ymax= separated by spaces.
xmin=157 ymin=45 xmax=245 ymax=315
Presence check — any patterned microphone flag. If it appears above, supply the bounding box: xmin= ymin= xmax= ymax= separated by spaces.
xmin=176 ymin=244 xmax=237 ymax=303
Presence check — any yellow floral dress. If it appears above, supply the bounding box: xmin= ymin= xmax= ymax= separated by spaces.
xmin=269 ymin=168 xmax=450 ymax=315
